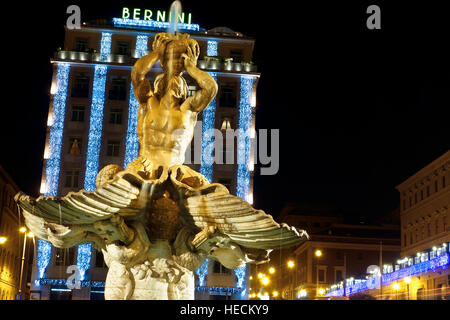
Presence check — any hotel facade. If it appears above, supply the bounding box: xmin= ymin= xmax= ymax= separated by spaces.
xmin=29 ymin=11 xmax=260 ymax=300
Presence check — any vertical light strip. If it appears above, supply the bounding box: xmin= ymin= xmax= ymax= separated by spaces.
xmin=76 ymin=243 xmax=92 ymax=280
xmin=207 ymin=40 xmax=218 ymax=56
xmin=83 ymin=65 xmax=108 ymax=191
xmin=135 ymin=35 xmax=149 ymax=58
xmin=234 ymin=265 xmax=247 ymax=297
xmin=36 ymin=239 xmax=52 ymax=279
xmin=44 ymin=63 xmax=70 ymax=196
xmin=124 ymin=82 xmax=139 ymax=168
xmin=195 ymin=258 xmax=209 ymax=287
xmin=99 ymin=32 xmax=112 ymax=62
xmin=235 ymin=75 xmax=254 ymax=299
xmin=199 ymin=72 xmax=217 ymax=182
xmin=236 ymin=75 xmax=254 ymax=201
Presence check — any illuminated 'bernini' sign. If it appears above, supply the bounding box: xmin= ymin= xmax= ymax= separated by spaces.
xmin=122 ymin=7 xmax=193 ymax=24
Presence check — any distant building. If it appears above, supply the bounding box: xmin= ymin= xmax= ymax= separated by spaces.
xmin=0 ymin=165 xmax=34 ymax=300
xmin=249 ymin=203 xmax=400 ymax=300
xmin=326 ymin=150 xmax=450 ymax=300
xmin=30 ymin=9 xmax=259 ymax=300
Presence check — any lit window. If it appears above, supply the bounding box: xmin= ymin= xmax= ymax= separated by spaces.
xmin=221 ymin=117 xmax=232 ymax=131
xmin=68 ymin=137 xmax=82 ymax=155
xmin=188 ymin=85 xmax=197 ymax=97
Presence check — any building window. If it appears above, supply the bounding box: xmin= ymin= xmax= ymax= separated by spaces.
xmin=435 ymin=180 xmax=438 ymax=192
xmin=220 ymin=117 xmax=232 ymax=131
xmin=219 ymin=85 xmax=237 ymax=108
xmin=65 ymin=170 xmax=80 ymax=188
xmin=75 ymin=38 xmax=88 ymax=52
xmin=335 ymin=269 xmax=343 ymax=282
xmin=71 ymin=105 xmax=85 ymax=122
xmin=116 ymin=41 xmax=130 ymax=55
xmin=68 ymin=137 xmax=82 ymax=155
xmin=54 ymin=248 xmax=74 ymax=266
xmin=426 ymin=185 xmax=430 ymax=197
xmin=188 ymin=85 xmax=197 ymax=97
xmin=403 ymin=233 xmax=407 ymax=246
xmin=108 ymin=78 xmax=127 ymax=100
xmin=230 ymin=49 xmax=243 ymax=63
xmin=427 ymin=223 xmax=431 ymax=237
xmin=420 ymin=190 xmax=424 ymax=201
xmin=109 ymin=108 xmax=123 ymax=124
xmin=212 ymin=260 xmax=231 ymax=274
xmin=410 ymin=232 xmax=413 ymax=245
xmin=435 ymin=220 xmax=439 ymax=234
xmin=71 ymin=75 xmax=90 ymax=98
xmin=414 ymin=193 xmax=418 ymax=204
xmin=107 ymin=140 xmax=121 ymax=157
xmin=443 ymin=176 xmax=446 ymax=188
xmin=317 ymin=268 xmax=325 ymax=283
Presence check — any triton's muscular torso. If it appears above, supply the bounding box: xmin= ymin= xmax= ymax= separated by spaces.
xmin=142 ymin=94 xmax=197 ymax=167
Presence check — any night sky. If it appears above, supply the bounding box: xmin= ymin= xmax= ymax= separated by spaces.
xmin=1 ymin=1 xmax=448 ymax=222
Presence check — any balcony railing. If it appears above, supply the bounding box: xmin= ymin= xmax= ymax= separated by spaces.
xmin=54 ymin=51 xmax=258 ymax=73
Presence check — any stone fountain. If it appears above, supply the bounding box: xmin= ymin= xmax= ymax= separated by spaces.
xmin=15 ymin=1 xmax=308 ymax=300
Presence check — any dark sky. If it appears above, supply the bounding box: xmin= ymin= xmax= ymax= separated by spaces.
xmin=1 ymin=1 xmax=449 ymax=222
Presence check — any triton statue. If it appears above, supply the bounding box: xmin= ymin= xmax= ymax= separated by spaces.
xmin=15 ymin=32 xmax=308 ymax=300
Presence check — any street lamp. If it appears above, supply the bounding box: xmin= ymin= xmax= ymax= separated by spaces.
xmin=269 ymin=267 xmax=275 ymax=274
xmin=404 ymin=277 xmax=411 ymax=300
xmin=315 ymin=249 xmax=322 ymax=299
xmin=261 ymin=276 xmax=270 ymax=286
xmin=18 ymin=227 xmax=34 ymax=300
xmin=287 ymin=260 xmax=295 ymax=299
xmin=0 ymin=236 xmax=6 ymax=244
xmin=393 ymin=283 xmax=400 ymax=300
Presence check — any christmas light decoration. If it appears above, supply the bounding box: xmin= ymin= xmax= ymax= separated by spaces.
xmin=199 ymin=72 xmax=217 ymax=182
xmin=195 ymin=258 xmax=209 ymax=287
xmin=83 ymin=65 xmax=108 ymax=191
xmin=76 ymin=243 xmax=92 ymax=280
xmin=124 ymin=83 xmax=139 ymax=168
xmin=36 ymin=240 xmax=52 ymax=279
xmin=44 ymin=63 xmax=70 ymax=196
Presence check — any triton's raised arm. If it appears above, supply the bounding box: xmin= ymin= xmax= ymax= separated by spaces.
xmin=181 ymin=43 xmax=218 ymax=113
xmin=131 ymin=33 xmax=169 ymax=103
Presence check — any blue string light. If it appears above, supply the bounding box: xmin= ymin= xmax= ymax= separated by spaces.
xmin=124 ymin=83 xmax=140 ymax=168
xmin=83 ymin=65 xmax=108 ymax=191
xmin=195 ymin=258 xmax=209 ymax=287
xmin=207 ymin=40 xmax=218 ymax=57
xmin=326 ymin=252 xmax=450 ymax=297
xmin=199 ymin=72 xmax=217 ymax=182
xmin=100 ymin=32 xmax=112 ymax=62
xmin=236 ymin=75 xmax=253 ymax=201
xmin=135 ymin=35 xmax=149 ymax=58
xmin=76 ymin=243 xmax=92 ymax=280
xmin=36 ymin=240 xmax=52 ymax=279
xmin=112 ymin=18 xmax=200 ymax=32
xmin=45 ymin=63 xmax=70 ymax=196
